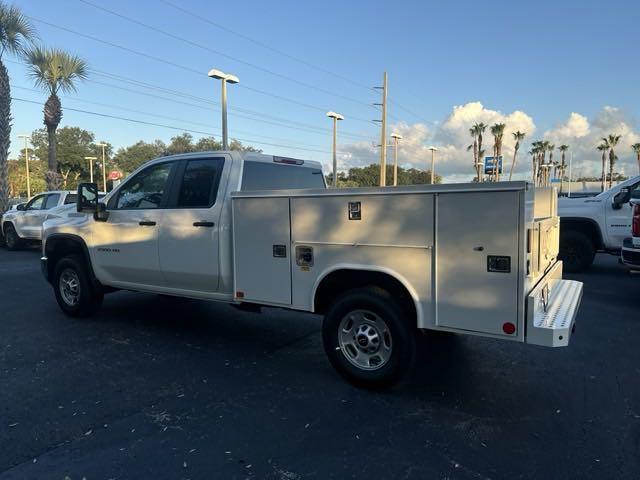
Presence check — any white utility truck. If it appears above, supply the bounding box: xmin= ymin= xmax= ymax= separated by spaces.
xmin=558 ymin=175 xmax=640 ymax=272
xmin=41 ymin=151 xmax=583 ymax=388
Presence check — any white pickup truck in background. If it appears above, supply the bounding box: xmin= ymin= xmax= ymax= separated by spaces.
xmin=558 ymin=175 xmax=640 ymax=272
xmin=41 ymin=151 xmax=583 ymax=388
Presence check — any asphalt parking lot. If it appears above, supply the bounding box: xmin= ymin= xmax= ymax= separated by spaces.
xmin=0 ymin=247 xmax=638 ymax=480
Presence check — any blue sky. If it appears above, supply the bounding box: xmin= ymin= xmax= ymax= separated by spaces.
xmin=9 ymin=0 xmax=640 ymax=179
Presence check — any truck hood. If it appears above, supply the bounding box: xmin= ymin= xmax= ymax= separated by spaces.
xmin=557 ymin=195 xmax=604 ymax=216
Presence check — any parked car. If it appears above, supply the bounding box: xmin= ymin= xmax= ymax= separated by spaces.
xmin=621 ymin=201 xmax=640 ymax=271
xmin=1 ymin=190 xmax=104 ymax=250
xmin=41 ymin=151 xmax=582 ymax=388
xmin=558 ymin=175 xmax=640 ymax=272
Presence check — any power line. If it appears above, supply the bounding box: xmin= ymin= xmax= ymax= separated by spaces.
xmin=77 ymin=0 xmax=375 ymax=109
xmin=157 ymin=0 xmax=375 ymax=93
xmin=27 ymin=15 xmax=375 ymax=124
xmin=12 ymin=96 xmax=335 ymax=154
xmin=8 ymin=58 xmax=373 ymax=141
xmin=12 ymin=84 xmax=331 ymax=149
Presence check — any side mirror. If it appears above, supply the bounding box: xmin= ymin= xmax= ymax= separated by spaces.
xmin=612 ymin=187 xmax=631 ymax=210
xmin=93 ymin=202 xmax=109 ymax=222
xmin=77 ymin=182 xmax=99 ymax=213
xmin=16 ymin=203 xmax=26 ymax=211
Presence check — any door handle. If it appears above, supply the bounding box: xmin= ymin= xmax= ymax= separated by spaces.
xmin=193 ymin=221 xmax=215 ymax=227
xmin=139 ymin=220 xmax=156 ymax=226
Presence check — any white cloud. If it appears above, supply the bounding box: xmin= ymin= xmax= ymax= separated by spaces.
xmin=338 ymin=102 xmax=640 ymax=182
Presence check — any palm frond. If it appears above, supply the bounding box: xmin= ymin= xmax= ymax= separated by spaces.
xmin=0 ymin=3 xmax=37 ymax=57
xmin=25 ymin=46 xmax=88 ymax=94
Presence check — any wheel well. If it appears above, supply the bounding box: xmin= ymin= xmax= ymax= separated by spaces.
xmin=45 ymin=235 xmax=97 ymax=285
xmin=314 ymin=269 xmax=417 ymax=327
xmin=2 ymin=221 xmax=15 ymax=236
xmin=560 ymin=218 xmax=603 ymax=250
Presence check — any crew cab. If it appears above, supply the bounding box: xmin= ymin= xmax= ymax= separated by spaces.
xmin=41 ymin=151 xmax=583 ymax=388
xmin=558 ymin=175 xmax=640 ymax=272
xmin=1 ymin=190 xmax=104 ymax=250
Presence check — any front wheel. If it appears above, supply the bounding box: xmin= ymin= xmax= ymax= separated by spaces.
xmin=53 ymin=254 xmax=103 ymax=317
xmin=4 ymin=224 xmax=22 ymax=251
xmin=322 ymin=286 xmax=416 ymax=389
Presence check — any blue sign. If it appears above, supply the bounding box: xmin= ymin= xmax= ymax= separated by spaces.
xmin=484 ymin=156 xmax=503 ymax=174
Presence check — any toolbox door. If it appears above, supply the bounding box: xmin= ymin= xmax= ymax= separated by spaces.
xmin=435 ymin=191 xmax=521 ymax=337
xmin=232 ymin=197 xmax=292 ymax=305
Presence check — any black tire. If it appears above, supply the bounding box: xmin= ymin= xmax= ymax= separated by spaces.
xmin=322 ymin=286 xmax=416 ymax=389
xmin=4 ymin=224 xmax=22 ymax=251
xmin=559 ymin=231 xmax=596 ymax=273
xmin=53 ymin=254 xmax=103 ymax=317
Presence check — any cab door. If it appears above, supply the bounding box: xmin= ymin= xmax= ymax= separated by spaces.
xmin=158 ymin=156 xmax=228 ymax=293
xmin=605 ymin=181 xmax=640 ymax=247
xmin=19 ymin=194 xmax=47 ymax=238
xmin=91 ymin=160 xmax=176 ymax=288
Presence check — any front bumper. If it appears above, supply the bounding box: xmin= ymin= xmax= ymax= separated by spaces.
xmin=621 ymin=238 xmax=640 ymax=270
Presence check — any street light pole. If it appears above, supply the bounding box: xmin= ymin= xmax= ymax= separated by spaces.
xmin=17 ymin=134 xmax=31 ymax=198
xmin=326 ymin=111 xmax=344 ymax=187
xmin=84 ymin=156 xmax=97 ymax=183
xmin=390 ymin=132 xmax=402 ymax=186
xmin=428 ymin=146 xmax=438 ymax=184
xmin=208 ymin=69 xmax=239 ymax=150
xmin=97 ymin=143 xmax=108 ymax=192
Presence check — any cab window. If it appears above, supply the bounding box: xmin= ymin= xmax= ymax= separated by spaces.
xmin=44 ymin=194 xmax=60 ymax=209
xmin=175 ymin=158 xmax=224 ymax=208
xmin=26 ymin=195 xmax=46 ymax=210
xmin=112 ymin=162 xmax=173 ymax=209
xmin=241 ymin=161 xmax=325 ymax=190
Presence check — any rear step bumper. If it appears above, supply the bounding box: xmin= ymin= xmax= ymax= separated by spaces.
xmin=526 ymin=261 xmax=583 ymax=347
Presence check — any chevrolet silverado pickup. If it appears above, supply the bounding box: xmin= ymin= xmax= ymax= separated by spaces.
xmin=41 ymin=151 xmax=583 ymax=388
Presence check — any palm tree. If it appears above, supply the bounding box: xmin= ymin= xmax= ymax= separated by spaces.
xmin=509 ymin=130 xmax=526 ymax=181
xmin=597 ymin=142 xmax=608 ymax=192
xmin=469 ymin=125 xmax=479 ymax=180
xmin=26 ymin=47 xmax=88 ymax=190
xmin=632 ymin=143 xmax=640 ymax=175
xmin=605 ymin=134 xmax=621 ymax=189
xmin=547 ymin=143 xmax=555 ymax=186
xmin=490 ymin=123 xmax=506 ymax=181
xmin=476 ymin=123 xmax=487 ymax=181
xmin=0 ymin=3 xmax=36 ymax=213
xmin=558 ymin=144 xmax=569 ymax=194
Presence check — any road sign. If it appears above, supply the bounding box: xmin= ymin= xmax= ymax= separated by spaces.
xmin=108 ymin=170 xmax=122 ymax=180
xmin=484 ymin=156 xmax=503 ymax=174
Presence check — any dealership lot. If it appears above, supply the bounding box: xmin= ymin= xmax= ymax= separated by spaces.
xmin=0 ymin=248 xmax=638 ymax=480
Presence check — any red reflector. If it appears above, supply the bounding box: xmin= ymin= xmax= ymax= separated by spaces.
xmin=502 ymin=322 xmax=516 ymax=335
xmin=236 ymin=291 xmax=245 ymax=298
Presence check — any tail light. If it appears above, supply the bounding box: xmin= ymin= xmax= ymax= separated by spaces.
xmin=633 ymin=204 xmax=640 ymax=237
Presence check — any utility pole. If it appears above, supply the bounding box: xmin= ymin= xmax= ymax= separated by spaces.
xmin=428 ymin=146 xmax=438 ymax=184
xmin=390 ymin=132 xmax=402 ymax=186
xmin=208 ymin=69 xmax=240 ymax=150
xmin=97 ymin=143 xmax=108 ymax=192
xmin=84 ymin=156 xmax=97 ymax=183
xmin=326 ymin=111 xmax=344 ymax=187
xmin=17 ymin=134 xmax=31 ymax=198
xmin=373 ymin=72 xmax=388 ymax=186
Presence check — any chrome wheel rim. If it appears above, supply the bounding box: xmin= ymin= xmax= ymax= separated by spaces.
xmin=338 ymin=310 xmax=392 ymax=371
xmin=59 ymin=268 xmax=81 ymax=306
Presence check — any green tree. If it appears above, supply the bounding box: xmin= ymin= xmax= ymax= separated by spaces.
xmin=631 ymin=143 xmax=640 ymax=175
xmin=336 ymin=163 xmax=440 ymax=187
xmin=112 ymin=139 xmax=166 ymax=175
xmin=0 ymin=2 xmax=36 ymax=211
xmin=26 ymin=47 xmax=88 ymax=189
xmin=490 ymin=123 xmax=506 ymax=181
xmin=558 ymin=144 xmax=569 ymax=193
xmin=509 ymin=131 xmax=526 ymax=181
xmin=30 ymin=126 xmax=109 ymax=189
xmin=476 ymin=123 xmax=487 ymax=181
xmin=8 ymin=153 xmax=45 ymax=198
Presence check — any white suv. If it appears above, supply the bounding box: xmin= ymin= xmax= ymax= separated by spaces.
xmin=2 ymin=191 xmax=102 ymax=250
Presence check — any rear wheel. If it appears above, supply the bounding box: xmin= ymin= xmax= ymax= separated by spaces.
xmin=4 ymin=224 xmax=22 ymax=251
xmin=53 ymin=254 xmax=103 ymax=317
xmin=559 ymin=231 xmax=595 ymax=273
xmin=322 ymin=286 xmax=415 ymax=389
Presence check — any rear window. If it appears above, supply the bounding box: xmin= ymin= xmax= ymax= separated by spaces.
xmin=241 ymin=161 xmax=325 ymax=191
xmin=64 ymin=194 xmax=77 ymax=204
